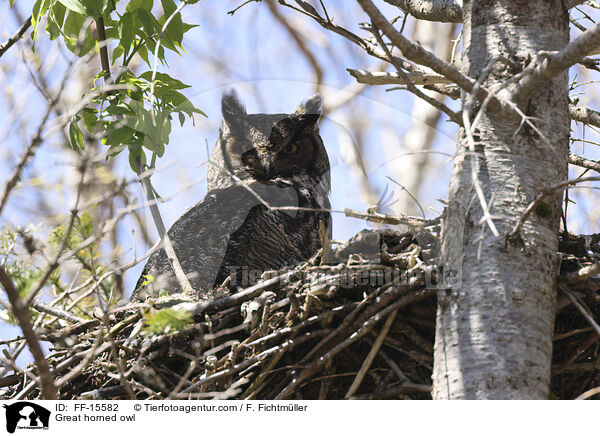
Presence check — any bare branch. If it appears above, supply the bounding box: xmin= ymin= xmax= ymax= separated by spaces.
xmin=575 ymin=386 xmax=600 ymax=400
xmin=31 ymin=300 xmax=85 ymax=324
xmin=356 ymin=0 xmax=487 ymax=103
xmin=384 ymin=0 xmax=462 ymax=23
xmin=515 ymin=22 xmax=600 ymax=100
xmin=0 ymin=16 xmax=31 ymax=58
xmin=135 ymin=165 xmax=194 ymax=295
xmin=343 ymin=208 xmax=433 ymax=227
xmin=347 ymin=68 xmax=452 ymax=85
xmin=345 ymin=308 xmax=398 ymax=398
xmin=507 ymin=176 xmax=600 ymax=242
xmin=26 ymin=159 xmax=88 ymax=306
xmin=569 ymin=152 xmax=600 ymax=174
xmin=275 ymin=288 xmax=433 ymax=399
xmin=0 ymin=97 xmax=57 ymax=217
xmin=0 ymin=266 xmax=57 ymax=399
xmin=369 ymin=25 xmax=462 ymax=124
xmin=383 ymin=0 xmax=585 ymax=23
xmin=569 ymin=104 xmax=600 ymax=129
xmin=266 ymin=0 xmax=323 ymax=88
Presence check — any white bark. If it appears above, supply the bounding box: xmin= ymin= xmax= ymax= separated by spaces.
xmin=432 ymin=0 xmax=570 ymax=399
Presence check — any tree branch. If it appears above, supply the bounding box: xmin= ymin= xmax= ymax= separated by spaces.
xmin=95 ymin=17 xmax=111 ymax=79
xmin=569 ymin=152 xmax=600 ymax=174
xmin=569 ymin=104 xmax=600 ymax=129
xmin=266 ymin=0 xmax=323 ymax=87
xmin=347 ymin=68 xmax=452 ymax=85
xmin=0 ymin=266 xmax=57 ymax=399
xmin=384 ymin=0 xmax=462 ymax=23
xmin=383 ymin=0 xmax=586 ymax=23
xmin=369 ymin=25 xmax=462 ymax=125
xmin=507 ymin=176 xmax=600 ymax=243
xmin=0 ymin=16 xmax=31 ymax=59
xmin=514 ymin=21 xmax=600 ymax=100
xmin=135 ymin=165 xmax=194 ymax=296
xmin=356 ymin=0 xmax=488 ymax=103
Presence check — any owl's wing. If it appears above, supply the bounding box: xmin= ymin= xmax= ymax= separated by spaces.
xmin=131 ymin=181 xmax=299 ymax=301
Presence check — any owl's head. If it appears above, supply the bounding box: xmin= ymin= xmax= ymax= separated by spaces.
xmin=207 ymin=90 xmax=331 ymax=208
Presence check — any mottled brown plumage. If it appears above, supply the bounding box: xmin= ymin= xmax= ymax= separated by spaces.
xmin=132 ymin=91 xmax=331 ymax=301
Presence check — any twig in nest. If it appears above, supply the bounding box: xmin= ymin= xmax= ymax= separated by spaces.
xmin=180 ymin=330 xmax=327 ymax=394
xmin=559 ymin=286 xmax=600 ymax=337
xmin=345 ymin=308 xmax=398 ymax=398
xmin=171 ymin=269 xmax=299 ymax=315
xmin=559 ymin=262 xmax=600 ymax=283
xmin=575 ymin=386 xmax=600 ymax=400
xmin=32 ymin=300 xmax=85 ymax=324
xmin=275 ymin=288 xmax=432 ymax=399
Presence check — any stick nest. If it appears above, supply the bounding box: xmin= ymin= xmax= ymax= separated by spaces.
xmin=3 ymin=228 xmax=599 ymax=400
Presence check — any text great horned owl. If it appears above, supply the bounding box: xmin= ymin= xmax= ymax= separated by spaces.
xmin=132 ymin=91 xmax=331 ymax=301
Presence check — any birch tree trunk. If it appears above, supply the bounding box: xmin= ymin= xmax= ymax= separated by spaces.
xmin=433 ymin=1 xmax=570 ymax=399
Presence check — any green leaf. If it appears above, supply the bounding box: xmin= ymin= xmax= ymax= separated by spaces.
xmin=81 ymin=108 xmax=99 ymax=132
xmin=136 ymin=44 xmax=151 ymax=67
xmin=160 ymin=0 xmax=177 ymax=16
xmin=122 ymin=75 xmax=145 ymax=101
xmin=104 ymin=26 xmax=119 ymax=40
xmin=181 ymin=22 xmax=199 ymax=34
xmin=69 ymin=116 xmax=85 ymax=150
xmin=103 ymin=124 xmax=135 ymax=146
xmin=165 ymin=90 xmax=206 ymax=117
xmin=135 ymin=8 xmax=155 ymax=36
xmin=139 ymin=110 xmax=169 ymax=156
xmin=112 ymin=44 xmax=124 ymax=64
xmin=31 ymin=0 xmax=51 ymax=44
xmin=160 ymin=0 xmax=183 ymax=47
xmin=119 ymin=12 xmax=134 ymax=56
xmin=58 ymin=0 xmax=86 ymax=15
xmin=45 ymin=18 xmax=60 ymax=40
xmin=128 ymin=145 xmax=146 ymax=173
xmin=63 ymin=9 xmax=95 ymax=55
xmin=104 ymin=103 xmax=135 ymax=116
xmin=140 ymin=274 xmax=155 ymax=287
xmin=139 ymin=71 xmax=190 ymax=90
xmin=126 ymin=0 xmax=153 ymax=13
xmin=143 ymin=308 xmax=193 ymax=335
xmin=46 ymin=1 xmax=67 ymax=40
xmin=63 ymin=9 xmax=83 ymax=35
xmin=81 ymin=0 xmax=109 ymax=17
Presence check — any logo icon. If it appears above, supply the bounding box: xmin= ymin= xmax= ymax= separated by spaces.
xmin=3 ymin=402 xmax=50 ymax=433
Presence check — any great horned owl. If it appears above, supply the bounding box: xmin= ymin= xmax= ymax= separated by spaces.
xmin=131 ymin=91 xmax=331 ymax=301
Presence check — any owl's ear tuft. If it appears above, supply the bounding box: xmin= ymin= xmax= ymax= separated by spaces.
xmin=296 ymin=94 xmax=322 ymax=117
xmin=222 ymin=90 xmax=247 ymax=123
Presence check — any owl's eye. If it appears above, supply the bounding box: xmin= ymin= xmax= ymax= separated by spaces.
xmin=282 ymin=142 xmax=299 ymax=154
